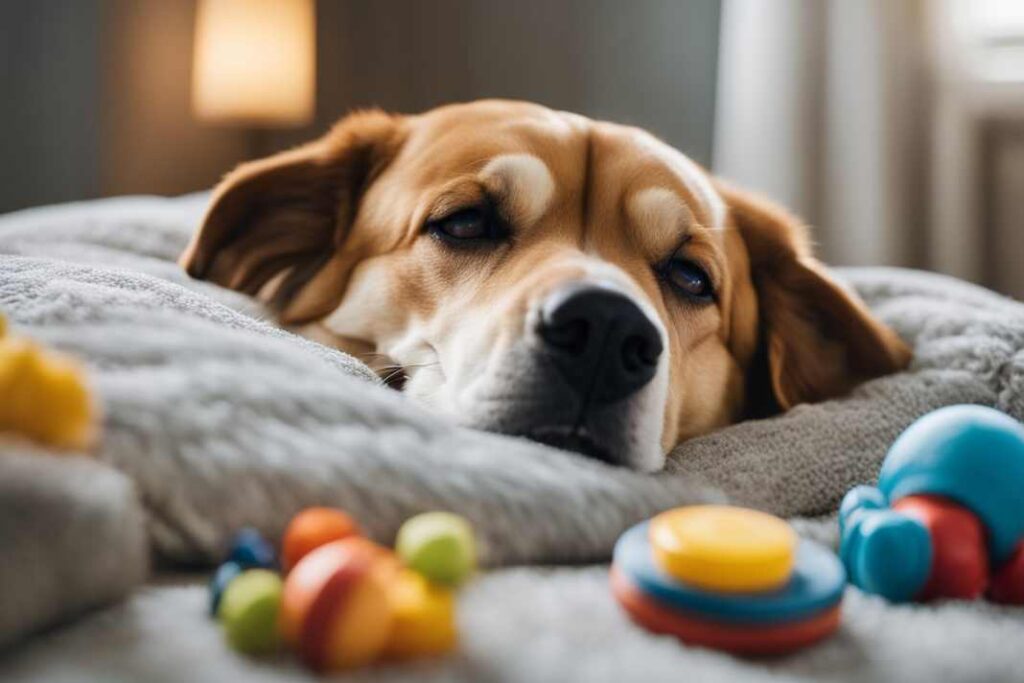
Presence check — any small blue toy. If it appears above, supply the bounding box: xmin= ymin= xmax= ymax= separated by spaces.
xmin=208 ymin=561 xmax=244 ymax=616
xmin=227 ymin=527 xmax=278 ymax=570
xmin=839 ymin=405 xmax=1024 ymax=603
xmin=209 ymin=528 xmax=278 ymax=617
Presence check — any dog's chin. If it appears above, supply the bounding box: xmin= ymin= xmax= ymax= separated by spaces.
xmin=462 ymin=394 xmax=666 ymax=471
xmin=526 ymin=425 xmax=616 ymax=464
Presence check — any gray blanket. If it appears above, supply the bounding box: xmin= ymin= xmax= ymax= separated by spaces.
xmin=1 ymin=195 xmax=1023 ymax=682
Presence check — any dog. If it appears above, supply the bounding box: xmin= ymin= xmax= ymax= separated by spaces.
xmin=180 ymin=100 xmax=910 ymax=472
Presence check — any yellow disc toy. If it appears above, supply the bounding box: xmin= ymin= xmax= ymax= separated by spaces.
xmin=649 ymin=506 xmax=797 ymax=593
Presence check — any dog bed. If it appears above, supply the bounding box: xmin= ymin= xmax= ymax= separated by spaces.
xmin=1 ymin=195 xmax=1022 ymax=682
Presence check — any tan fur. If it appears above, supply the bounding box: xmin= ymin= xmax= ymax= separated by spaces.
xmin=181 ymin=100 xmax=911 ymax=466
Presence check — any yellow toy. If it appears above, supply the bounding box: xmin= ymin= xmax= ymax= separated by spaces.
xmin=649 ymin=506 xmax=797 ymax=592
xmin=0 ymin=312 xmax=99 ymax=450
xmin=384 ymin=568 xmax=457 ymax=659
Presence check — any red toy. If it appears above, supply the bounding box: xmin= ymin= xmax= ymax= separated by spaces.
xmin=840 ymin=405 xmax=1024 ymax=603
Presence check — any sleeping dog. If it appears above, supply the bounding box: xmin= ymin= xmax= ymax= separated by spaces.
xmin=181 ymin=100 xmax=910 ymax=472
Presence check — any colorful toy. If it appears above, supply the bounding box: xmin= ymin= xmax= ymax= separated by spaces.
xmin=396 ymin=512 xmax=477 ymax=587
xmin=209 ymin=561 xmax=244 ymax=616
xmin=209 ymin=507 xmax=473 ymax=672
xmin=649 ymin=506 xmax=797 ymax=593
xmin=228 ymin=527 xmax=278 ymax=570
xmin=281 ymin=507 xmax=360 ymax=572
xmin=383 ymin=568 xmax=457 ymax=659
xmin=219 ymin=569 xmax=284 ymax=655
xmin=612 ymin=506 xmax=845 ymax=655
xmin=839 ymin=405 xmax=1024 ymax=603
xmin=281 ymin=539 xmax=395 ymax=671
xmin=0 ymin=313 xmax=99 ymax=451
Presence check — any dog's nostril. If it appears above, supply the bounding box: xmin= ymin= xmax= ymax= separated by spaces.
xmin=540 ymin=318 xmax=589 ymax=355
xmin=621 ymin=334 xmax=661 ymax=372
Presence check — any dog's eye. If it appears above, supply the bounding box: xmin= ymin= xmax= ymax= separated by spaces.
xmin=663 ymin=259 xmax=714 ymax=302
xmin=427 ymin=208 xmax=499 ymax=244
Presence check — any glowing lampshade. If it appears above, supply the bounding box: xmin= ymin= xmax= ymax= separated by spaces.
xmin=192 ymin=0 xmax=315 ymax=126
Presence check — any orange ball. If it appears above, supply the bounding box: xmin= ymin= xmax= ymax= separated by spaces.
xmin=282 ymin=507 xmax=360 ymax=573
xmin=280 ymin=538 xmax=396 ymax=671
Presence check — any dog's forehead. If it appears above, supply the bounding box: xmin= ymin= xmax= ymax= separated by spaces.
xmin=401 ymin=103 xmax=725 ymax=251
xmin=592 ymin=124 xmax=726 ymax=232
xmin=408 ymin=101 xmax=584 ymax=158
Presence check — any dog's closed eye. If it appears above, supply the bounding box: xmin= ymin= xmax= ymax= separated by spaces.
xmin=426 ymin=206 xmax=508 ymax=247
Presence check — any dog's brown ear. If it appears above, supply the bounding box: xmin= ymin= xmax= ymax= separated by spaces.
xmin=180 ymin=110 xmax=403 ymax=323
xmin=719 ymin=182 xmax=911 ymax=412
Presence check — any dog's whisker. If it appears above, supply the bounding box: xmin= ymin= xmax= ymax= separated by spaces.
xmin=374 ymin=360 xmax=442 ymax=390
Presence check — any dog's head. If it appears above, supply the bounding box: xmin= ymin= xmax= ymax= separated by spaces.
xmin=182 ymin=100 xmax=909 ymax=471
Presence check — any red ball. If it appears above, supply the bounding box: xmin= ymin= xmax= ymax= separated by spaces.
xmin=989 ymin=541 xmax=1024 ymax=605
xmin=893 ymin=495 xmax=988 ymax=600
xmin=280 ymin=538 xmax=398 ymax=671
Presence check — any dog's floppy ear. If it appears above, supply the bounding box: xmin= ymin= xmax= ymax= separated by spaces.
xmin=719 ymin=182 xmax=911 ymax=412
xmin=180 ymin=110 xmax=403 ymax=323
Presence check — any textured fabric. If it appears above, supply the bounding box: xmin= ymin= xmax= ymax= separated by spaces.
xmin=0 ymin=449 xmax=147 ymax=648
xmin=0 ymin=195 xmax=1023 ymax=678
xmin=3 ymin=571 xmax=1023 ymax=683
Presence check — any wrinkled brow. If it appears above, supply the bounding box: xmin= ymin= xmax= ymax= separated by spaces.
xmin=478 ymin=153 xmax=556 ymax=228
xmin=626 ymin=187 xmax=695 ymax=259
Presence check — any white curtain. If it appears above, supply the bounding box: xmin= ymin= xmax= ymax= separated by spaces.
xmin=713 ymin=0 xmax=931 ymax=270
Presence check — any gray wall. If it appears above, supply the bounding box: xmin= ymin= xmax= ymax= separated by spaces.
xmin=281 ymin=0 xmax=721 ymax=163
xmin=0 ymin=0 xmax=721 ymax=213
xmin=0 ymin=1 xmax=101 ymax=212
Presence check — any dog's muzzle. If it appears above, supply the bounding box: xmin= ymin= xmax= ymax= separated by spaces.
xmin=537 ymin=281 xmax=663 ymax=404
xmin=461 ymin=280 xmax=666 ymax=469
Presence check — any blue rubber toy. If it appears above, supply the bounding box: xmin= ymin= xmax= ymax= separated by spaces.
xmin=226 ymin=527 xmax=277 ymax=570
xmin=839 ymin=405 xmax=1024 ymax=602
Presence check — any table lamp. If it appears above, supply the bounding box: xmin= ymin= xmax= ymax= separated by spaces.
xmin=192 ymin=0 xmax=315 ymax=144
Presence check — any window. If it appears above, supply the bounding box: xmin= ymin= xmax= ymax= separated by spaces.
xmin=961 ymin=0 xmax=1024 ymax=82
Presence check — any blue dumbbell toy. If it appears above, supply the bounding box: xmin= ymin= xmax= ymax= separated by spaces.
xmin=839 ymin=405 xmax=1024 ymax=603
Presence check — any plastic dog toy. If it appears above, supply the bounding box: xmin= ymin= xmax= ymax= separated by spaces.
xmin=209 ymin=508 xmax=476 ymax=671
xmin=612 ymin=505 xmax=845 ymax=655
xmin=219 ymin=569 xmax=284 ymax=655
xmin=280 ymin=538 xmax=396 ymax=670
xmin=281 ymin=507 xmax=360 ymax=572
xmin=396 ymin=511 xmax=477 ymax=587
xmin=0 ymin=312 xmax=99 ymax=450
xmin=839 ymin=404 xmax=1024 ymax=603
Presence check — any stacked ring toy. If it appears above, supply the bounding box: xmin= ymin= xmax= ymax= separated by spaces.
xmin=612 ymin=506 xmax=846 ymax=655
xmin=839 ymin=404 xmax=1024 ymax=603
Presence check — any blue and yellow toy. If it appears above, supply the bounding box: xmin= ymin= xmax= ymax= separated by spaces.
xmin=839 ymin=404 xmax=1024 ymax=604
xmin=611 ymin=505 xmax=845 ymax=655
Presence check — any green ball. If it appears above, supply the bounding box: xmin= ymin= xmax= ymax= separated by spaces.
xmin=219 ymin=569 xmax=283 ymax=655
xmin=396 ymin=512 xmax=477 ymax=586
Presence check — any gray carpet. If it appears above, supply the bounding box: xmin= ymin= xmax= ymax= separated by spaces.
xmin=4 ymin=570 xmax=1023 ymax=683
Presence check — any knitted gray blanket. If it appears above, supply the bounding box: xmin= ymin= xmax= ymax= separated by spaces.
xmin=1 ymin=195 xmax=1023 ymax=682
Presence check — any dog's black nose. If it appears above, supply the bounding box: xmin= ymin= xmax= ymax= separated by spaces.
xmin=538 ymin=282 xmax=663 ymax=404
